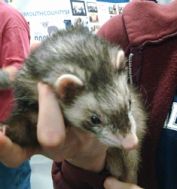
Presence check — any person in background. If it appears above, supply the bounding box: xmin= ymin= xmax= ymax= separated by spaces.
xmin=96 ymin=0 xmax=177 ymax=188
xmin=0 ymin=0 xmax=176 ymax=189
xmin=0 ymin=1 xmax=31 ymax=189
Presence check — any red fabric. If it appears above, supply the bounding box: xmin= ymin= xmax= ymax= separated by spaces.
xmin=52 ymin=161 xmax=110 ymax=189
xmin=0 ymin=2 xmax=30 ymax=121
xmin=52 ymin=1 xmax=177 ymax=189
xmin=98 ymin=1 xmax=177 ymax=189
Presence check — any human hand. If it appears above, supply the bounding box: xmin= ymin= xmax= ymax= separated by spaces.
xmin=37 ymin=82 xmax=107 ymax=172
xmin=104 ymin=177 xmax=143 ymax=189
xmin=0 ymin=82 xmax=107 ymax=172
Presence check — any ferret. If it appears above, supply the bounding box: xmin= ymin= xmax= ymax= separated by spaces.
xmin=3 ymin=27 xmax=146 ymax=183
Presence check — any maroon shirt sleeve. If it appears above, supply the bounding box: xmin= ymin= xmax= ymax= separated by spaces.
xmin=52 ymin=161 xmax=110 ymax=189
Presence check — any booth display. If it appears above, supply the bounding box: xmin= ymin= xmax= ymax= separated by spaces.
xmin=7 ymin=0 xmax=129 ymax=42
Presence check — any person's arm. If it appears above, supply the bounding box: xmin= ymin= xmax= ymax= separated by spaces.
xmin=0 ymin=82 xmax=106 ymax=170
xmin=0 ymin=23 xmax=30 ymax=89
xmin=0 ymin=83 xmax=69 ymax=167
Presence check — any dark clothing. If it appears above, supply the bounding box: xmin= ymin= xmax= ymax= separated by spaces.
xmin=156 ymin=92 xmax=177 ymax=189
xmin=52 ymin=1 xmax=177 ymax=189
xmin=157 ymin=129 xmax=177 ymax=189
xmin=52 ymin=161 xmax=110 ymax=189
xmin=99 ymin=1 xmax=177 ymax=188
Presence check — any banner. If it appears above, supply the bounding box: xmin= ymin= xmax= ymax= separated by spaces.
xmin=9 ymin=0 xmax=129 ymax=42
xmin=11 ymin=0 xmax=72 ymax=42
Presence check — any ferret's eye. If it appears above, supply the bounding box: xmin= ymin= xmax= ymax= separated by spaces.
xmin=91 ymin=114 xmax=101 ymax=125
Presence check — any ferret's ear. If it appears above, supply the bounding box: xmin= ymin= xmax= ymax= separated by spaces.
xmin=55 ymin=74 xmax=84 ymax=103
xmin=112 ymin=49 xmax=127 ymax=70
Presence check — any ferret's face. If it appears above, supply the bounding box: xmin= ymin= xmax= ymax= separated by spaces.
xmin=61 ymin=72 xmax=139 ymax=150
xmin=52 ymin=47 xmax=140 ymax=150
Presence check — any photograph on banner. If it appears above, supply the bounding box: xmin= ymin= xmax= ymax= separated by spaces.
xmin=108 ymin=4 xmax=117 ymax=14
xmin=70 ymin=0 xmax=87 ymax=16
xmin=89 ymin=13 xmax=99 ymax=22
xmin=87 ymin=2 xmax=98 ymax=13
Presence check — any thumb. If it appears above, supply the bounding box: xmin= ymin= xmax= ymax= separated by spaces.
xmin=37 ymin=82 xmax=65 ymax=147
xmin=104 ymin=177 xmax=143 ymax=189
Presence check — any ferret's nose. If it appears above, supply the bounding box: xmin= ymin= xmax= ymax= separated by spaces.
xmin=121 ymin=133 xmax=138 ymax=150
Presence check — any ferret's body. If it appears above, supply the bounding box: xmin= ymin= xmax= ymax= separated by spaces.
xmin=4 ymin=28 xmax=146 ymax=183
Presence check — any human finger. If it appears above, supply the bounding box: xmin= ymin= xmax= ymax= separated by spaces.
xmin=37 ymin=82 xmax=65 ymax=148
xmin=104 ymin=177 xmax=143 ymax=189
